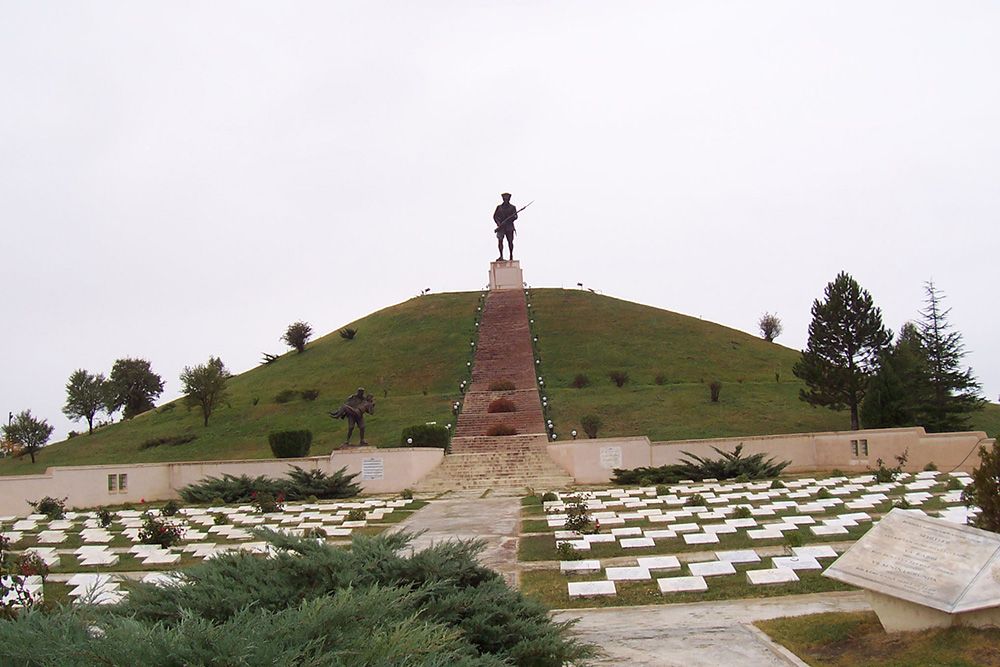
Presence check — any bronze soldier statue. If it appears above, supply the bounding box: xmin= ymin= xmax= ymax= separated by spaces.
xmin=328 ymin=387 xmax=375 ymax=446
xmin=494 ymin=192 xmax=518 ymax=261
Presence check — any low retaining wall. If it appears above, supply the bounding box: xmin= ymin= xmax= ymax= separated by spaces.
xmin=547 ymin=427 xmax=993 ymax=485
xmin=0 ymin=447 xmax=443 ymax=517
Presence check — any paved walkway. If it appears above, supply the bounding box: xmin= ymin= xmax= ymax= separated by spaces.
xmin=390 ymin=495 xmax=871 ymax=666
xmin=388 ymin=493 xmax=523 ymax=585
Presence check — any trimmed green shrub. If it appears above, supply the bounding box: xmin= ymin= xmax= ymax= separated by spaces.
xmin=733 ymin=506 xmax=753 ymax=519
xmin=489 ymin=379 xmax=516 ymax=391
xmin=268 ymin=430 xmax=313 ymax=458
xmin=300 ymin=389 xmax=321 ymax=402
xmin=400 ymin=424 xmax=450 ymax=449
xmin=486 ymin=423 xmax=517 ymax=436
xmin=541 ymin=492 xmax=558 ymax=502
xmin=684 ymin=493 xmax=707 ymax=507
xmin=400 ymin=488 xmax=414 ymax=500
xmin=924 ymin=461 xmax=938 ymax=472
xmin=487 ymin=397 xmax=516 ymax=413
xmin=580 ymin=414 xmax=603 ymax=439
xmin=283 ymin=466 xmax=361 ymax=500
xmin=570 ymin=374 xmax=590 ymax=389
xmin=346 ymin=508 xmax=366 ymax=522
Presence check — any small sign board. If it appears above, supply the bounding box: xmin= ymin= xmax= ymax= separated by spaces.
xmin=824 ymin=509 xmax=1000 ymax=613
xmin=599 ymin=446 xmax=623 ymax=470
xmin=361 ymin=457 xmax=384 ymax=481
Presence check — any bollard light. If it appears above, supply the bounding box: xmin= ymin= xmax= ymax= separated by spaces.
xmin=407 ymin=438 xmax=413 ymax=445
xmin=572 ymin=430 xmax=577 ymax=440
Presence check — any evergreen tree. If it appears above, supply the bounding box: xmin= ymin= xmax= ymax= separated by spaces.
xmin=917 ymin=281 xmax=984 ymax=432
xmin=180 ymin=356 xmax=232 ymax=427
xmin=860 ymin=323 xmax=928 ymax=429
xmin=62 ymin=369 xmax=107 ymax=434
xmin=793 ymin=272 xmax=892 ymax=430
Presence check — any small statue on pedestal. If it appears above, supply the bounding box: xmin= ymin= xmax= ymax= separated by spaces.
xmin=329 ymin=388 xmax=375 ymax=446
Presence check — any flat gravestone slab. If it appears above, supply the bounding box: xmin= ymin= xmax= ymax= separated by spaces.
xmin=560 ymin=560 xmax=601 ymax=574
xmin=605 ymin=566 xmax=651 ymax=581
xmin=747 ymin=568 xmax=799 ymax=585
xmin=643 ymin=530 xmax=676 ymax=539
xmin=716 ymin=549 xmax=760 ymax=564
xmin=810 ymin=524 xmax=849 ymax=536
xmin=568 ymin=580 xmax=616 ymax=598
xmin=683 ymin=532 xmax=720 ymax=545
xmin=610 ymin=527 xmax=643 ymax=537
xmin=619 ymin=537 xmax=655 ymax=549
xmin=688 ymin=560 xmax=736 ymax=577
xmin=825 ymin=509 xmax=1000 ymax=615
xmin=772 ymin=556 xmax=822 ymax=571
xmin=793 ymin=545 xmax=838 ymax=559
xmin=658 ymin=575 xmax=708 ymax=594
xmin=637 ymin=556 xmax=681 ymax=571
xmin=584 ymin=534 xmax=616 ymax=543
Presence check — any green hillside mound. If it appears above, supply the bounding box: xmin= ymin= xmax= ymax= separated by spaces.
xmin=3 ymin=289 xmax=997 ymax=476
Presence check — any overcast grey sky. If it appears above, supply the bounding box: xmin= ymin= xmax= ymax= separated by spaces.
xmin=2 ymin=2 xmax=997 ymax=441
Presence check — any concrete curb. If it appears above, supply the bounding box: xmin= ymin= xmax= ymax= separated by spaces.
xmin=743 ymin=622 xmax=811 ymax=667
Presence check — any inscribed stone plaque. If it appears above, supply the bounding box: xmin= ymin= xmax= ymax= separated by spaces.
xmin=361 ymin=457 xmax=384 ymax=480
xmin=824 ymin=509 xmax=1000 ymax=613
xmin=599 ymin=446 xmax=623 ymax=469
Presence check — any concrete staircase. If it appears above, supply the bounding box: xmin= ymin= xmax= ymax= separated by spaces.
xmin=415 ymin=280 xmax=574 ymax=494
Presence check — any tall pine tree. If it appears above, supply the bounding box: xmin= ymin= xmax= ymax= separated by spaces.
xmin=917 ymin=281 xmax=983 ymax=432
xmin=793 ymin=272 xmax=892 ymax=430
xmin=860 ymin=323 xmax=929 ymax=429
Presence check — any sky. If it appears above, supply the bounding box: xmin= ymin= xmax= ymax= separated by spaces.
xmin=2 ymin=2 xmax=997 ymax=441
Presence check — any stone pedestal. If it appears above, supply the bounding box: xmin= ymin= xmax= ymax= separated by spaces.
xmin=489 ymin=260 xmax=523 ymax=291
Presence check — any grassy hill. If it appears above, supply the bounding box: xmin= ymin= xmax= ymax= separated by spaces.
xmin=2 ymin=288 xmax=997 ymax=476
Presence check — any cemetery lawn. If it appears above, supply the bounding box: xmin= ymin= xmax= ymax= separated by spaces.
xmin=4 ymin=288 xmax=998 ymax=476
xmin=756 ymin=611 xmax=1000 ymax=666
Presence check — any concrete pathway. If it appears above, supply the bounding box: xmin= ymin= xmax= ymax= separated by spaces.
xmin=388 ymin=493 xmax=523 ymax=585
xmin=553 ymin=592 xmax=869 ymax=667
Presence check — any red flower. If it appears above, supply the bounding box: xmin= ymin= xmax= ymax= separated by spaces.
xmin=141 ymin=499 xmax=145 ymax=503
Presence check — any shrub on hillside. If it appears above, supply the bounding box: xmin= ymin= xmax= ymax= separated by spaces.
xmin=580 ymin=414 xmax=603 ymax=439
xmin=178 ymin=466 xmax=360 ymax=504
xmin=339 ymin=328 xmax=358 ymax=340
xmin=608 ymin=370 xmax=629 ymax=387
xmin=268 ymin=430 xmax=313 ymax=458
xmin=487 ymin=397 xmax=517 ymax=413
xmin=654 ymin=373 xmax=668 ymax=386
xmin=570 ymin=374 xmax=590 ymax=389
xmin=487 ymin=423 xmax=518 ymax=436
xmin=489 ymin=380 xmax=516 ymax=391
xmin=400 ymin=424 xmax=450 ymax=450
xmin=710 ymin=380 xmax=723 ymax=402
xmin=300 ymin=389 xmax=321 ymax=402
xmin=273 ymin=389 xmax=299 ymax=404
xmin=282 ymin=321 xmax=313 ymax=353
xmin=139 ymin=434 xmax=197 ymax=450
xmin=0 ymin=531 xmax=594 ymax=666
xmin=612 ymin=444 xmax=790 ymax=485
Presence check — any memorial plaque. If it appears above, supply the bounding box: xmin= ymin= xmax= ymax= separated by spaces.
xmin=599 ymin=446 xmax=623 ymax=469
xmin=824 ymin=509 xmax=1000 ymax=614
xmin=361 ymin=457 xmax=384 ymax=481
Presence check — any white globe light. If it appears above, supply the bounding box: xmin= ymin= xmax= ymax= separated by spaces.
xmin=407 ymin=438 xmax=413 ymax=445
